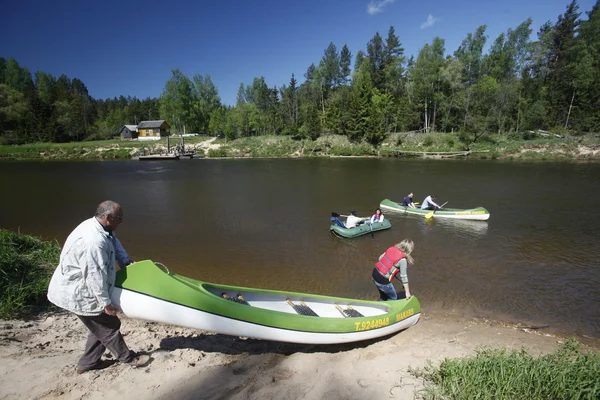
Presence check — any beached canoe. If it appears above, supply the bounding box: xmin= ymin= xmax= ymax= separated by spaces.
xmin=330 ymin=219 xmax=392 ymax=238
xmin=112 ymin=260 xmax=420 ymax=344
xmin=380 ymin=199 xmax=490 ymax=221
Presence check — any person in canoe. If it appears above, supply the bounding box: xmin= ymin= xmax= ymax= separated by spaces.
xmin=421 ymin=194 xmax=442 ymax=210
xmin=401 ymin=192 xmax=416 ymax=208
xmin=369 ymin=208 xmax=385 ymax=224
xmin=346 ymin=210 xmax=369 ymax=228
xmin=371 ymin=239 xmax=415 ymax=301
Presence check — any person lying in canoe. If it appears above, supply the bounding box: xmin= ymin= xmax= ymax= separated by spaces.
xmin=371 ymin=239 xmax=415 ymax=301
xmin=421 ymin=194 xmax=442 ymax=210
xmin=369 ymin=208 xmax=385 ymax=224
xmin=401 ymin=192 xmax=416 ymax=208
xmin=346 ymin=211 xmax=369 ymax=228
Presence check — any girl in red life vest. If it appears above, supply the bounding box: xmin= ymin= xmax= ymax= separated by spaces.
xmin=371 ymin=239 xmax=414 ymax=301
xmin=369 ymin=208 xmax=384 ymax=224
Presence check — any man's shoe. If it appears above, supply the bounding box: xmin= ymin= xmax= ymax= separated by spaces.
xmin=128 ymin=354 xmax=150 ymax=368
xmin=76 ymin=359 xmax=115 ymax=374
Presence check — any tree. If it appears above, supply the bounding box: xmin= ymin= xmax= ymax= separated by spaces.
xmin=319 ymin=42 xmax=341 ymax=91
xmin=281 ymin=73 xmax=299 ymax=132
xmin=574 ymin=0 xmax=600 ymax=131
xmin=159 ymin=69 xmax=195 ymax=133
xmin=383 ymin=26 xmax=406 ymax=96
xmin=0 ymin=84 xmax=28 ymax=144
xmin=236 ymin=83 xmax=246 ymax=106
xmin=347 ymin=62 xmax=374 ymax=142
xmin=192 ymin=74 xmax=221 ymax=133
xmin=339 ymin=45 xmax=352 ymax=85
xmin=413 ymin=38 xmax=446 ymax=132
xmin=366 ymin=32 xmax=386 ymax=91
xmin=354 ymin=50 xmax=366 ymax=72
xmin=454 ymin=25 xmax=488 ymax=85
xmin=546 ymin=0 xmax=581 ymax=129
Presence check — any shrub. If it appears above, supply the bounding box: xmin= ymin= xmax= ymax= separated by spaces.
xmin=0 ymin=230 xmax=60 ymax=318
xmin=207 ymin=148 xmax=229 ymax=158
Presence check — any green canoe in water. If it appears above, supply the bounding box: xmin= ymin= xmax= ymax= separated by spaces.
xmin=380 ymin=199 xmax=490 ymax=221
xmin=330 ymin=219 xmax=392 ymax=238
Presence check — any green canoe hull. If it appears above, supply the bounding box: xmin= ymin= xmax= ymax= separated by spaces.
xmin=112 ymin=260 xmax=420 ymax=344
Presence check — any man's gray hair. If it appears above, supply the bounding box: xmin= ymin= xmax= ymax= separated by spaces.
xmin=95 ymin=200 xmax=120 ymax=218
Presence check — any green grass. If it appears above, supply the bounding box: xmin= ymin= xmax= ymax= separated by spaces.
xmin=410 ymin=338 xmax=600 ymax=400
xmin=0 ymin=230 xmax=60 ymax=319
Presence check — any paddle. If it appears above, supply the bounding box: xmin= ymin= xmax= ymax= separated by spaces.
xmin=425 ymin=201 xmax=448 ymax=219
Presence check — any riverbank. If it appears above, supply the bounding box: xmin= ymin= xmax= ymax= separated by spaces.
xmin=1 ymin=310 xmax=591 ymax=400
xmin=2 ymin=232 xmax=599 ymax=399
xmin=1 ymin=132 xmax=599 ymax=161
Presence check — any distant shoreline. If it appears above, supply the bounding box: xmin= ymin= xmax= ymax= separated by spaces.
xmin=1 ymin=133 xmax=599 ymax=162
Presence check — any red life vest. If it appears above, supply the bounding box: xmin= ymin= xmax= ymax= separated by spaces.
xmin=375 ymin=247 xmax=405 ymax=282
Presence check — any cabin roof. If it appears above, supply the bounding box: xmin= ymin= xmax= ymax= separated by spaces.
xmin=138 ymin=120 xmax=168 ymax=129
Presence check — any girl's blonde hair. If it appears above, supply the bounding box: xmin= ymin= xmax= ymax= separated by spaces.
xmin=395 ymin=239 xmax=414 ymax=264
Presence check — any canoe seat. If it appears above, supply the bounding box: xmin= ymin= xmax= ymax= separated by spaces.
xmin=336 ymin=305 xmax=364 ymax=318
xmin=287 ymin=299 xmax=319 ymax=317
xmin=222 ymin=293 xmax=250 ymax=306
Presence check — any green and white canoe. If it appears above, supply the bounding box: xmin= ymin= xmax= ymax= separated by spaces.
xmin=380 ymin=199 xmax=490 ymax=221
xmin=330 ymin=219 xmax=392 ymax=238
xmin=112 ymin=260 xmax=420 ymax=344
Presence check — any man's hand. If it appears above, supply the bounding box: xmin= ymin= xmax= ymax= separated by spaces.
xmin=104 ymin=304 xmax=121 ymax=316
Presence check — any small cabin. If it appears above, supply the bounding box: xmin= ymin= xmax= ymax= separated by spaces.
xmin=119 ymin=125 xmax=138 ymax=139
xmin=137 ymin=120 xmax=171 ymax=141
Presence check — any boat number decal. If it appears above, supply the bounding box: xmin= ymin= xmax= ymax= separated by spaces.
xmin=454 ymin=211 xmax=486 ymax=215
xmin=354 ymin=317 xmax=390 ymax=331
xmin=395 ymin=308 xmax=415 ymax=322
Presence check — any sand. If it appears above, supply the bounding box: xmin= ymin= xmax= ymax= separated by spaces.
xmin=0 ymin=309 xmax=579 ymax=400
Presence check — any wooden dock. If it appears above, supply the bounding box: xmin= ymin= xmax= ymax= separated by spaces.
xmin=137 ymin=154 xmax=180 ymax=160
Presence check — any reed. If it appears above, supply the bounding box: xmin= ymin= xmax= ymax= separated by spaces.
xmin=0 ymin=230 xmax=60 ymax=319
xmin=411 ymin=338 xmax=600 ymax=400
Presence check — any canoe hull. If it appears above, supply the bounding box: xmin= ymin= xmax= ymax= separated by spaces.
xmin=112 ymin=288 xmax=420 ymax=344
xmin=380 ymin=199 xmax=490 ymax=221
xmin=112 ymin=260 xmax=420 ymax=344
xmin=330 ymin=219 xmax=392 ymax=238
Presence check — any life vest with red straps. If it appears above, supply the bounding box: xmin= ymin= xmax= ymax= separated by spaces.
xmin=375 ymin=246 xmax=405 ymax=282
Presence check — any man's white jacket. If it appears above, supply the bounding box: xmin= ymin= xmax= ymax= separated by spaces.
xmin=47 ymin=217 xmax=131 ymax=316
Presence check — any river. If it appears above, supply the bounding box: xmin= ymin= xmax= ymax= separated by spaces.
xmin=1 ymin=158 xmax=598 ymax=340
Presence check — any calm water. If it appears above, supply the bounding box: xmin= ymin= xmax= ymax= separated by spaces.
xmin=1 ymin=158 xmax=599 ymax=340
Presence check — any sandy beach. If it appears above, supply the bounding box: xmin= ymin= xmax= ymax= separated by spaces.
xmin=0 ymin=310 xmax=581 ymax=400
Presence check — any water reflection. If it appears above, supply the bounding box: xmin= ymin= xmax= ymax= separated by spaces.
xmin=425 ymin=218 xmax=489 ymax=239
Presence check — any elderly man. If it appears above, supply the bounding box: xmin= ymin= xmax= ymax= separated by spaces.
xmin=47 ymin=200 xmax=149 ymax=374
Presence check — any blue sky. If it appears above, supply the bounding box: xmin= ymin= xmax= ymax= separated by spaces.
xmin=1 ymin=0 xmax=596 ymax=106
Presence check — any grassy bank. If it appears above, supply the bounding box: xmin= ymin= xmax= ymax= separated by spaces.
xmin=0 ymin=132 xmax=599 ymax=161
xmin=411 ymin=338 xmax=600 ymax=399
xmin=0 ymin=229 xmax=60 ymax=318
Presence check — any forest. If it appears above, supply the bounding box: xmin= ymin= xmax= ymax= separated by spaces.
xmin=0 ymin=0 xmax=598 ymax=146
